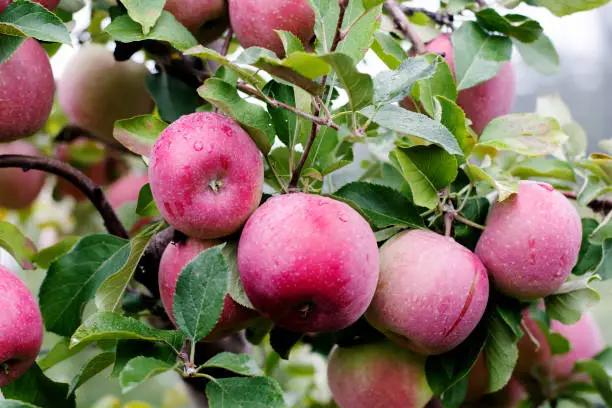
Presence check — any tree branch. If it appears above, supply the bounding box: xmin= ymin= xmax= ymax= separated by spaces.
xmin=562 ymin=191 xmax=612 ymax=214
xmin=384 ymin=0 xmax=426 ymax=54
xmin=220 ymin=27 xmax=233 ymax=57
xmin=400 ymin=4 xmax=454 ymax=28
xmin=0 ymin=155 xmax=129 ymax=239
xmin=55 ymin=125 xmax=137 ymax=156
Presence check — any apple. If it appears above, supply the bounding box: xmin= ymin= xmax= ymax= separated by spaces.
xmin=327 ymin=341 xmax=433 ymax=408
xmin=475 ymin=181 xmax=582 ymax=300
xmin=228 ymin=0 xmax=315 ymax=56
xmin=0 ymin=141 xmax=46 ymax=209
xmin=237 ymin=193 xmax=379 ymax=332
xmin=148 ymin=112 xmax=263 ymax=239
xmin=164 ymin=0 xmax=227 ymax=33
xmin=159 ymin=238 xmax=259 ymax=341
xmin=0 ymin=39 xmax=54 ymax=142
xmin=0 ymin=265 xmax=43 ymax=387
xmin=57 ymin=44 xmax=154 ymax=142
xmin=0 ymin=0 xmax=59 ymax=13
xmin=366 ymin=229 xmax=489 ymax=355
xmin=106 ymin=173 xmax=149 ymax=209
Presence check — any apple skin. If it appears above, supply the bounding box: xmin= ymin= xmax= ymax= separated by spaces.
xmin=57 ymin=44 xmax=154 ymax=142
xmin=0 ymin=39 xmax=54 ymax=142
xmin=327 ymin=341 xmax=433 ymax=408
xmin=237 ymin=193 xmax=379 ymax=333
xmin=0 ymin=141 xmax=46 ymax=210
xmin=475 ymin=181 xmax=582 ymax=300
xmin=106 ymin=173 xmax=149 ymax=209
xmin=465 ymin=378 xmax=526 ymax=408
xmin=228 ymin=0 xmax=315 ymax=56
xmin=401 ymin=34 xmax=515 ymax=134
xmin=0 ymin=265 xmax=43 ymax=387
xmin=366 ymin=229 xmax=489 ymax=355
xmin=164 ymin=0 xmax=226 ymax=32
xmin=159 ymin=238 xmax=259 ymax=341
xmin=148 ymin=112 xmax=263 ymax=239
xmin=0 ymin=0 xmax=60 ymax=13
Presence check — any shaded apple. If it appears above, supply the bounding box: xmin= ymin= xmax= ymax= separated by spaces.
xmin=0 ymin=0 xmax=59 ymax=13
xmin=149 ymin=112 xmax=263 ymax=239
xmin=0 ymin=265 xmax=43 ymax=387
xmin=0 ymin=39 xmax=54 ymax=142
xmin=465 ymin=378 xmax=527 ymax=408
xmin=228 ymin=0 xmax=315 ymax=56
xmin=475 ymin=181 xmax=582 ymax=300
xmin=106 ymin=173 xmax=149 ymax=209
xmin=165 ymin=0 xmax=228 ymax=43
xmin=159 ymin=238 xmax=259 ymax=341
xmin=366 ymin=229 xmax=489 ymax=355
xmin=0 ymin=141 xmax=46 ymax=210
xmin=57 ymin=44 xmax=154 ymax=142
xmin=327 ymin=341 xmax=433 ymax=408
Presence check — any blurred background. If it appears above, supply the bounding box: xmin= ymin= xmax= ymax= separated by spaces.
xmin=2 ymin=0 xmax=612 ymax=407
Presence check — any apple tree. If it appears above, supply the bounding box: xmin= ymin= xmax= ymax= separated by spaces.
xmin=0 ymin=0 xmax=612 ymax=407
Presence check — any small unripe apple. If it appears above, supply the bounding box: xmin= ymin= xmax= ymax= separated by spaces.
xmin=401 ymin=34 xmax=515 ymax=134
xmin=159 ymin=238 xmax=259 ymax=341
xmin=327 ymin=341 xmax=433 ymax=408
xmin=0 ymin=141 xmax=46 ymax=209
xmin=57 ymin=44 xmax=154 ymax=141
xmin=228 ymin=0 xmax=315 ymax=56
xmin=149 ymin=112 xmax=263 ymax=239
xmin=366 ymin=229 xmax=489 ymax=355
xmin=0 ymin=265 xmax=43 ymax=387
xmin=0 ymin=39 xmax=54 ymax=142
xmin=476 ymin=181 xmax=582 ymax=300
xmin=238 ymin=193 xmax=379 ymax=332
xmin=0 ymin=0 xmax=60 ymax=13
xmin=164 ymin=0 xmax=226 ymax=32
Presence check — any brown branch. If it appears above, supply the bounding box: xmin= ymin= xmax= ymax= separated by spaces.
xmin=220 ymin=27 xmax=233 ymax=57
xmin=0 ymin=155 xmax=129 ymax=239
xmin=563 ymin=191 xmax=612 ymax=214
xmin=56 ymin=125 xmax=137 ymax=156
xmin=384 ymin=0 xmax=426 ymax=54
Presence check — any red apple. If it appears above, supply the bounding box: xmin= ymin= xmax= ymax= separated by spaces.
xmin=164 ymin=0 xmax=226 ymax=32
xmin=0 ymin=141 xmax=46 ymax=209
xmin=0 ymin=0 xmax=59 ymax=13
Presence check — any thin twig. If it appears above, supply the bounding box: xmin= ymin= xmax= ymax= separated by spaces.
xmin=384 ymin=0 xmax=426 ymax=54
xmin=562 ymin=191 xmax=612 ymax=214
xmin=220 ymin=27 xmax=233 ymax=57
xmin=455 ymin=214 xmax=486 ymax=230
xmin=0 ymin=155 xmax=129 ymax=239
xmin=288 ymin=109 xmax=320 ymax=190
xmin=399 ymin=4 xmax=454 ymax=28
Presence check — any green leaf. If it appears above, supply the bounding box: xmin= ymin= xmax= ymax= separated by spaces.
xmin=321 ymin=53 xmax=373 ymax=110
xmin=362 ymin=0 xmax=385 ymax=9
xmin=146 ymin=73 xmax=200 ymax=123
xmin=389 ymin=146 xmax=458 ymax=209
xmin=119 ymin=357 xmax=176 ymax=393
xmin=112 ymin=340 xmax=178 ymax=377
xmin=598 ymin=239 xmax=612 ymax=280
xmin=371 ymin=32 xmax=407 ymax=69
xmin=120 ymin=0 xmax=165 ymax=34
xmin=105 ymin=11 xmax=197 ymax=51
xmin=0 ymin=0 xmax=71 ymax=44
xmin=463 ymin=164 xmax=519 ymax=201
xmin=415 ymin=56 xmax=458 ymax=118
xmin=205 ymin=377 xmax=287 ymax=408
xmin=270 ymin=326 xmax=303 ymax=360
xmin=337 ymin=1 xmax=381 ymax=62
xmin=71 ymin=312 xmax=185 ymax=351
xmin=135 ymin=183 xmax=160 ymax=218
xmin=277 ymin=30 xmax=305 ymax=54
xmin=574 ymin=359 xmax=612 ymax=406
xmin=38 ymin=338 xmax=89 ymax=371
xmin=1 ymin=364 xmax=75 ymax=408
xmin=535 ymin=0 xmax=612 ymax=16
xmin=573 ymin=220 xmax=603 ymax=276
xmin=308 ymin=0 xmax=339 ymax=54
xmin=441 ymin=375 xmax=469 ymax=408
xmin=32 ymin=236 xmax=78 ymax=269
xmin=113 ymin=115 xmax=168 ymax=157
xmin=68 ymin=352 xmax=116 ymax=395
xmin=437 ymin=96 xmax=474 ymax=155
xmin=262 ymin=80 xmax=299 ymax=148
xmin=510 ymin=157 xmax=575 ymax=181
xmin=199 ymin=353 xmax=263 ymax=376
xmin=185 ymin=46 xmax=266 ymax=88
xmin=475 ymin=9 xmax=543 ymax=43
xmin=95 ymin=222 xmax=164 ymax=312
xmin=373 ymin=56 xmax=438 ymax=105
xmin=477 ymin=114 xmax=568 ymax=157
xmin=0 ymin=220 xmax=36 ymax=269
xmin=452 ymin=22 xmax=512 ymax=90
xmin=333 ymin=182 xmax=424 ymax=229
xmin=39 ymin=234 xmax=129 ymax=337
xmin=198 ymin=78 xmax=275 ymax=154
xmin=173 ymin=245 xmax=229 ymax=341
xmin=361 ymin=105 xmax=463 ymax=155
xmin=0 ymin=401 xmax=39 ymax=408
xmin=223 ymin=241 xmax=254 ymax=309
xmin=513 ymin=35 xmax=559 ymax=75
xmin=446 ymin=0 xmax=473 ymax=13
xmin=545 ymin=274 xmax=601 ymax=325
xmin=0 ymin=34 xmax=25 ymax=64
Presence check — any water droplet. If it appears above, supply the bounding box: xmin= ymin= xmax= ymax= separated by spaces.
xmin=193 ymin=142 xmax=203 ymax=151
xmin=318 ymin=200 xmax=328 ymax=206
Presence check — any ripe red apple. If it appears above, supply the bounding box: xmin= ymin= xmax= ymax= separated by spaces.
xmin=57 ymin=44 xmax=154 ymax=142
xmin=0 ymin=265 xmax=43 ymax=387
xmin=475 ymin=181 xmax=582 ymax=300
xmin=237 ymin=193 xmax=379 ymax=332
xmin=106 ymin=173 xmax=149 ymax=209
xmin=366 ymin=229 xmax=489 ymax=355
xmin=148 ymin=112 xmax=264 ymax=239
xmin=0 ymin=39 xmax=54 ymax=142
xmin=327 ymin=341 xmax=433 ymax=408
xmin=228 ymin=0 xmax=315 ymax=56
xmin=516 ymin=311 xmax=604 ymax=381
xmin=0 ymin=141 xmax=46 ymax=209
xmin=159 ymin=238 xmax=259 ymax=341
xmin=164 ymin=0 xmax=226 ymax=32
xmin=0 ymin=0 xmax=59 ymax=13
xmin=401 ymin=34 xmax=515 ymax=134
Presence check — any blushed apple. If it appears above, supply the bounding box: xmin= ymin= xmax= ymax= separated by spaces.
xmin=0 ymin=141 xmax=46 ymax=209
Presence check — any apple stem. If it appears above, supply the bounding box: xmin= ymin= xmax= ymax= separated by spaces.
xmin=209 ymin=179 xmax=224 ymax=193
xmin=1 ymin=362 xmax=9 ymax=375
xmin=384 ymin=0 xmax=426 ymax=54
xmin=0 ymin=154 xmax=129 ymax=239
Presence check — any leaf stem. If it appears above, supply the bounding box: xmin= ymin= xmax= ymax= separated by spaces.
xmin=454 ymin=214 xmax=486 ymax=230
xmin=384 ymin=0 xmax=426 ymax=54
